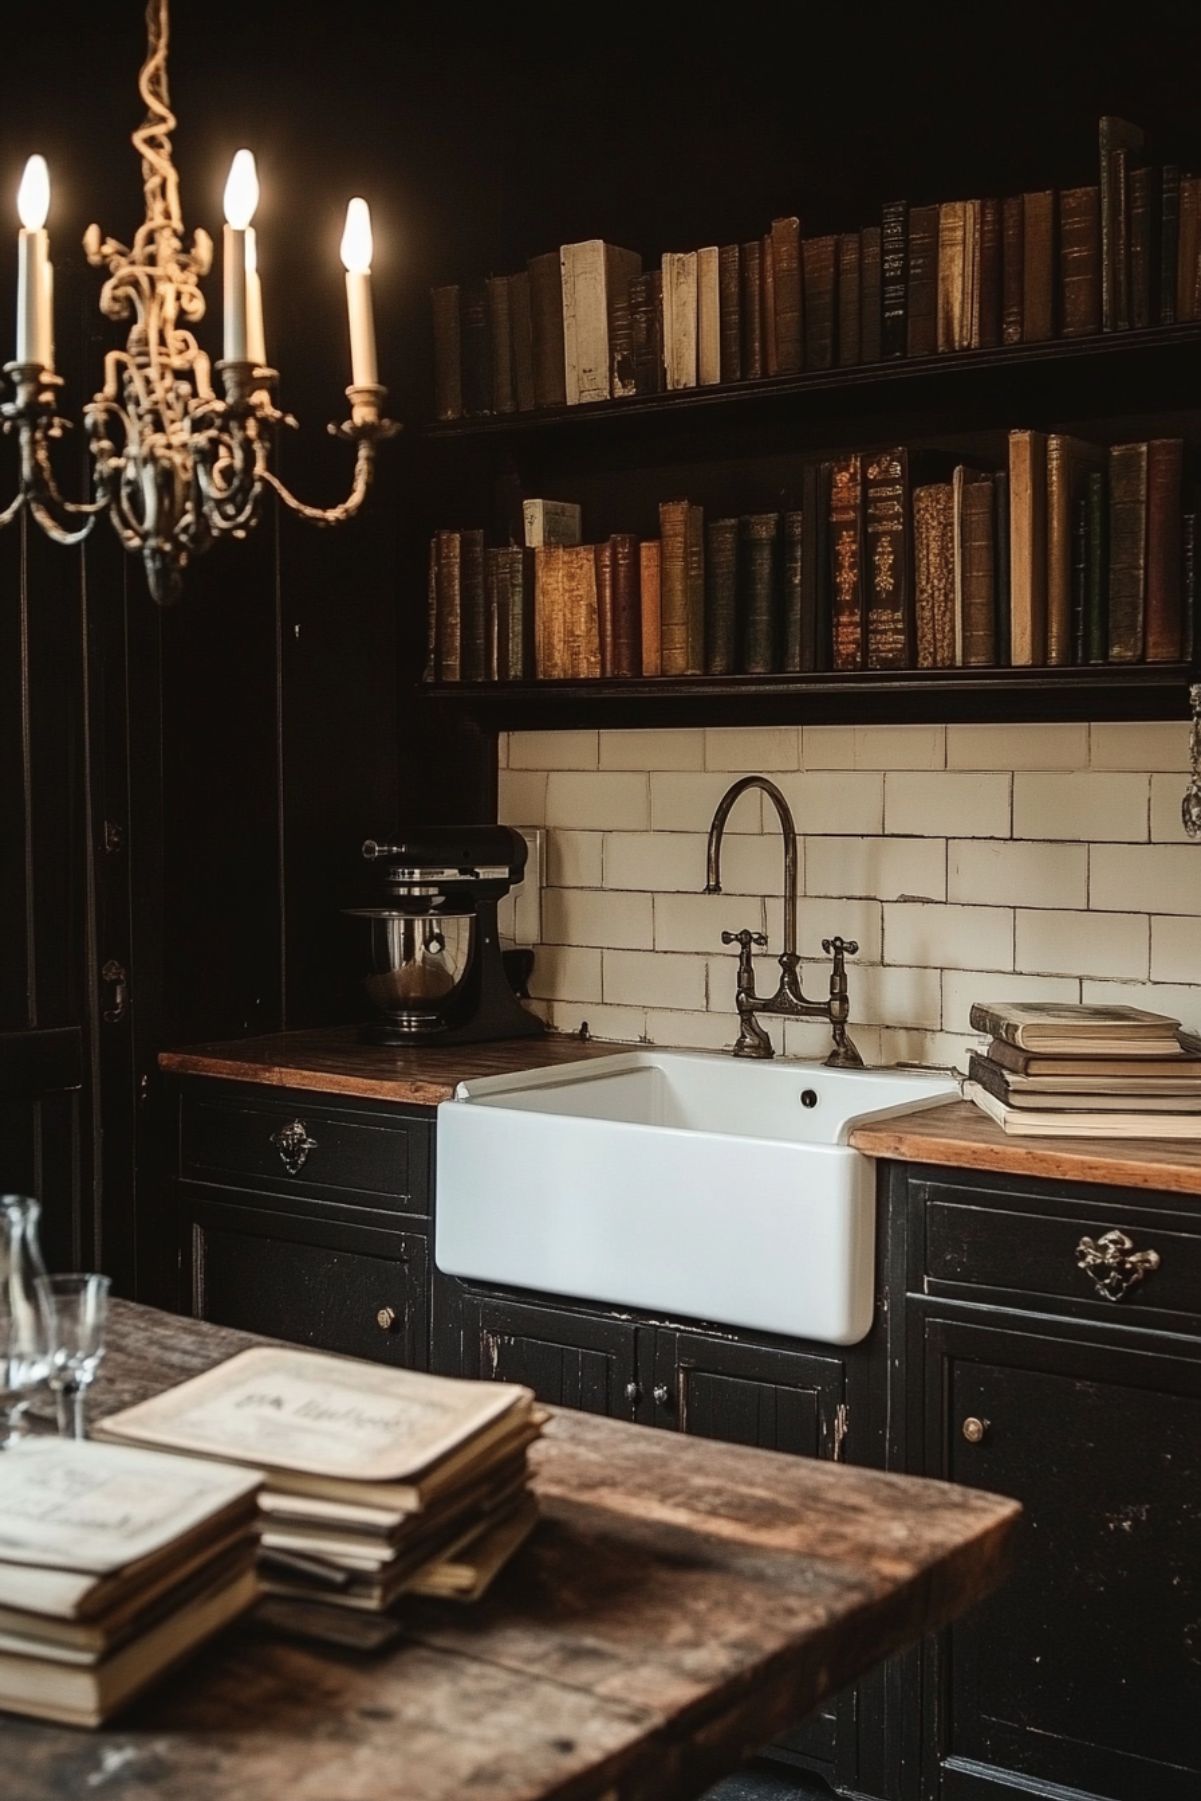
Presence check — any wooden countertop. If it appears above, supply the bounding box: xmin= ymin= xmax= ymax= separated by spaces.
xmin=850 ymin=1098 xmax=1201 ymax=1198
xmin=158 ymin=1026 xmax=619 ymax=1107
xmin=11 ymin=1302 xmax=1018 ymax=1801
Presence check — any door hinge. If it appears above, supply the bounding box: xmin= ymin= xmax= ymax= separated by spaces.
xmin=832 ymin=1401 xmax=849 ymax=1462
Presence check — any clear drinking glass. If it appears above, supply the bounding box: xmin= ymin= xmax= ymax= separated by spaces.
xmin=0 ymin=1195 xmax=54 ymax=1447
xmin=36 ymin=1273 xmax=111 ymax=1440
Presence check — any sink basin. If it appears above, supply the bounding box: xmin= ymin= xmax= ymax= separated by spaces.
xmin=435 ymin=1050 xmax=956 ymax=1345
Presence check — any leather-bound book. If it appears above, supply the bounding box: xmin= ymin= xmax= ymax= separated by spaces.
xmin=630 ymin=271 xmax=664 ymax=395
xmin=761 ymin=230 xmax=777 ymax=376
xmin=1099 ymin=116 xmax=1145 ymax=331
xmin=1060 ymin=186 xmax=1101 ymax=337
xmin=484 ymin=549 xmax=502 ymax=682
xmin=740 ymin=513 xmax=779 ymax=675
xmin=435 ymin=529 xmax=462 ymax=681
xmin=1129 ymin=165 xmax=1155 ymax=331
xmin=562 ymin=241 xmax=643 ymax=405
xmin=594 ymin=538 xmax=615 ymax=675
xmin=829 ymin=455 xmax=865 ymax=669
xmin=837 ymin=234 xmax=861 ymax=366
xmin=913 ymin=484 xmax=954 ymax=669
xmin=781 ymin=509 xmax=804 ymax=671
xmin=640 ymin=541 xmax=662 ymax=676
xmin=907 ymin=203 xmax=939 ymax=357
xmin=859 ymin=226 xmax=882 ymax=363
xmin=430 ymin=286 xmax=462 ymax=421
xmin=802 ymin=236 xmax=837 ymax=371
xmin=957 ymin=471 xmax=996 ymax=666
xmin=609 ymin=296 xmax=636 ymax=399
xmin=1145 ymin=438 xmax=1184 ymax=662
xmin=487 ymin=276 xmax=515 ymax=415
xmin=1046 ymin=436 xmax=1105 ymax=666
xmin=461 ymin=282 xmax=492 ymax=416
xmin=802 ymin=461 xmax=829 ymax=671
xmin=1084 ymin=469 xmax=1108 ymax=663
xmin=1008 ymin=429 xmax=1048 ymax=665
xmin=505 ymin=547 xmax=536 ymax=681
xmin=1161 ymin=165 xmax=1181 ymax=324
xmin=718 ymin=245 xmax=742 ymax=382
xmin=610 ymin=533 xmax=642 ymax=677
xmin=1184 ymin=511 xmax=1197 ymax=664
xmin=936 ymin=201 xmax=966 ymax=352
xmin=1177 ymin=177 xmax=1201 ymax=322
xmin=1110 ymin=149 xmax=1132 ymax=331
xmin=1107 ymin=440 xmax=1150 ymax=661
xmin=561 ymin=545 xmax=602 ymax=678
xmin=978 ymin=198 xmax=1001 ymax=347
xmin=993 ymin=470 xmax=1011 ymax=666
xmin=509 ymin=272 xmax=535 ymax=412
xmin=705 ymin=516 xmax=739 ymax=674
xmin=697 ymin=247 xmax=721 ymax=387
xmin=1022 ymin=190 xmax=1055 ymax=342
xmin=881 ymin=201 xmax=908 ymax=359
xmin=1070 ymin=497 xmax=1089 ymax=664
xmin=527 ymin=251 xmax=566 ymax=409
xmin=424 ymin=536 xmax=438 ymax=681
xmin=534 ymin=545 xmax=565 ymax=679
xmin=662 ymin=250 xmax=699 ymax=390
xmin=460 ymin=529 xmax=487 ymax=682
xmin=865 ymin=447 xmax=913 ymax=668
xmin=741 ymin=239 xmax=763 ymax=378
xmin=684 ymin=504 xmax=705 ymax=674
xmin=1001 ymin=195 xmax=1024 ymax=343
xmin=659 ymin=500 xmax=704 ymax=676
xmin=771 ymin=218 xmax=803 ymax=373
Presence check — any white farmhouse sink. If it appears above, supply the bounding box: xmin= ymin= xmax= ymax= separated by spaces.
xmin=435 ymin=1051 xmax=955 ymax=1346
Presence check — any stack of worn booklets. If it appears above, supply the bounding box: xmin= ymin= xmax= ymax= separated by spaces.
xmin=963 ymin=1002 xmax=1201 ymax=1137
xmin=0 ymin=1437 xmax=259 ymax=1726
xmin=97 ymin=1346 xmax=542 ymax=1615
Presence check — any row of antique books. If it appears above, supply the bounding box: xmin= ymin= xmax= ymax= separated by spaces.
xmin=424 ymin=433 xmax=1193 ymax=684
xmin=430 ymin=117 xmax=1195 ymax=421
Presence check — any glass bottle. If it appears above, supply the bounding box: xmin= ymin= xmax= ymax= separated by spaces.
xmin=0 ymin=1194 xmax=53 ymax=1447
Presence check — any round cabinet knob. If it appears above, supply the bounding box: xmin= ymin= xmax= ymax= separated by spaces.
xmin=961 ymin=1416 xmax=989 ymax=1445
xmin=376 ymin=1306 xmax=398 ymax=1333
xmin=623 ymin=1381 xmax=642 ymax=1404
xmin=653 ymin=1383 xmax=672 ymax=1408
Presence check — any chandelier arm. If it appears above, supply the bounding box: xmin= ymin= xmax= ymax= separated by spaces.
xmin=259 ymin=440 xmax=377 ymax=527
xmin=0 ymin=491 xmax=27 ymax=529
xmin=28 ymin=499 xmax=98 ymax=547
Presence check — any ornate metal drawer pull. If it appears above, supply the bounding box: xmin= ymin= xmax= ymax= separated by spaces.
xmin=1075 ymin=1229 xmax=1160 ymax=1302
xmin=271 ymin=1119 xmax=317 ymax=1176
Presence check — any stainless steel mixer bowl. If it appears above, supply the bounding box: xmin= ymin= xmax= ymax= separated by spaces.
xmin=345 ymin=910 xmax=474 ymax=1027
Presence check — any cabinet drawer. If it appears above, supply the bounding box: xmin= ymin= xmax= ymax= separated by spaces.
xmin=923 ymin=1179 xmax=1201 ymax=1328
xmin=181 ymin=1089 xmax=431 ymax=1213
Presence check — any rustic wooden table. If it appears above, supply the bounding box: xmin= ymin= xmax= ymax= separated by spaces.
xmin=6 ymin=1302 xmax=1019 ymax=1800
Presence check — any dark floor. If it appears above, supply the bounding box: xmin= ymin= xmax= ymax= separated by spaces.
xmin=704 ymin=1766 xmax=832 ymax=1800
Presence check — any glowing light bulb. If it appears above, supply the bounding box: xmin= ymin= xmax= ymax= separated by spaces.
xmin=18 ymin=156 xmax=50 ymax=232
xmin=340 ymin=198 xmax=373 ymax=274
xmin=223 ymin=149 xmax=259 ymax=230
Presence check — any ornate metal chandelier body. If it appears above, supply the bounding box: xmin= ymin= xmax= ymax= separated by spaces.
xmin=0 ymin=0 xmax=394 ymax=604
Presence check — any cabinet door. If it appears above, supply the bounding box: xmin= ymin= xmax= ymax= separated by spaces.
xmin=448 ymin=1290 xmax=647 ymax=1420
xmin=921 ymin=1314 xmax=1201 ymax=1801
xmin=188 ymin=1196 xmax=429 ymax=1369
xmin=653 ymin=1328 xmax=847 ymax=1457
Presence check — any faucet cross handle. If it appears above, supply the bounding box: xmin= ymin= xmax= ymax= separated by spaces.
xmin=822 ymin=936 xmax=859 ymax=959
xmin=721 ymin=929 xmax=768 ymax=949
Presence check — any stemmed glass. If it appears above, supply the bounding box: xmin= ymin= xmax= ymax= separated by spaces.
xmin=36 ymin=1274 xmax=111 ymax=1440
xmin=0 ymin=1195 xmax=54 ymax=1447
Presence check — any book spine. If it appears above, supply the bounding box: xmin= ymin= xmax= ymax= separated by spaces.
xmin=978 ymin=196 xmax=1001 ymax=347
xmin=1008 ymin=429 xmax=1048 ymax=666
xmin=430 ymin=286 xmax=462 ymax=421
xmin=564 ymin=545 xmax=602 ymax=678
xmin=761 ymin=230 xmax=777 ymax=375
xmin=1178 ymin=177 xmax=1201 ymax=322
xmin=1070 ymin=496 xmax=1089 ymax=665
xmin=594 ymin=538 xmax=614 ymax=675
xmin=801 ymin=461 xmax=827 ymax=673
xmin=459 ymin=530 xmax=487 ymax=681
xmin=640 ymin=541 xmax=662 ymax=676
xmin=1145 ymin=438 xmax=1184 ymax=662
xmin=534 ymin=545 xmax=564 ymax=678
xmin=487 ymin=275 xmax=515 ymax=414
xmin=697 ymin=246 xmax=721 ymax=387
xmin=1110 ymin=149 xmax=1132 ymax=330
xmin=1022 ymin=189 xmax=1055 ymax=342
xmin=837 ymin=233 xmax=861 ymax=366
xmin=1085 ymin=468 xmax=1108 ymax=664
xmin=801 ymin=235 xmax=837 ymax=371
xmin=610 ymin=533 xmax=642 ymax=677
xmin=1129 ymin=164 xmax=1155 ymax=332
xmin=507 ymin=547 xmax=535 ymax=681
xmin=662 ymin=251 xmax=698 ymax=390
xmin=461 ymin=282 xmax=492 ymax=416
xmin=508 ymin=271 xmax=535 ymax=412
xmin=740 ymin=513 xmax=779 ymax=674
xmin=424 ymin=535 xmax=438 ymax=681
xmin=740 ymin=239 xmax=763 ymax=378
xmin=1108 ymin=440 xmax=1150 ymax=660
xmin=562 ymin=240 xmax=612 ymax=405
xmin=435 ymin=529 xmax=461 ymax=681
xmin=960 ymin=475 xmax=996 ymax=666
xmin=993 ymin=470 xmax=1011 ymax=668
xmin=907 ymin=203 xmax=939 ymax=357
xmin=484 ymin=548 xmax=503 ymax=682
xmin=1060 ymin=185 xmax=1101 ymax=337
xmin=718 ymin=245 xmax=742 ymax=382
xmin=1161 ymin=165 xmax=1180 ymax=325
xmin=936 ymin=201 xmax=966 ymax=353
xmin=1001 ymin=194 xmax=1024 ymax=343
xmin=771 ymin=217 xmax=802 ymax=373
xmin=659 ymin=500 xmax=690 ymax=676
xmin=913 ymin=485 xmax=952 ymax=669
xmin=781 ymin=509 xmax=804 ymax=672
xmin=609 ymin=294 xmax=636 ymax=398
xmin=963 ymin=200 xmax=982 ymax=347
xmin=1184 ymin=509 xmax=1198 ymax=665
xmin=684 ymin=503 xmax=705 ymax=674
xmin=859 ymin=226 xmax=882 ymax=363
xmin=880 ymin=201 xmax=908 ymax=359
xmin=630 ymin=271 xmax=664 ymax=395
xmin=829 ymin=455 xmax=865 ymax=670
xmin=864 ymin=448 xmax=912 ymax=668
xmin=1045 ymin=435 xmax=1074 ymax=668
xmin=527 ymin=251 xmax=566 ymax=409
xmin=705 ymin=516 xmax=739 ymax=675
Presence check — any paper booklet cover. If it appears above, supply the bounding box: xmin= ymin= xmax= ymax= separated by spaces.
xmin=96 ymin=1345 xmax=534 ymax=1483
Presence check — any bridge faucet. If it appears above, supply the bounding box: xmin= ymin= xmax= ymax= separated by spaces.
xmin=704 ymin=775 xmax=864 ymax=1067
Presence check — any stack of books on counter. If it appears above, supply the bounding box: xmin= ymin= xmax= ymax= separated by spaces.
xmin=963 ymin=1002 xmax=1201 ymax=1136
xmin=97 ymin=1346 xmax=542 ymax=1615
xmin=0 ymin=1438 xmax=259 ymax=1726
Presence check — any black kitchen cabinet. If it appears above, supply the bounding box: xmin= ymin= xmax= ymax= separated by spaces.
xmin=652 ymin=1328 xmax=847 ymax=1458
xmin=436 ymin=1287 xmax=650 ymax=1420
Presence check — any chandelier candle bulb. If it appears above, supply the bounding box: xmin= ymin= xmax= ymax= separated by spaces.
xmin=340 ymin=197 xmax=378 ymax=387
xmin=245 ymin=227 xmax=266 ymax=367
xmin=222 ymin=149 xmax=258 ymax=364
xmin=16 ymin=154 xmax=52 ymax=370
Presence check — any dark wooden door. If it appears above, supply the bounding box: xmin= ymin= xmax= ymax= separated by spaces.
xmin=921 ymin=1314 xmax=1201 ymax=1801
xmin=446 ymin=1291 xmax=649 ymax=1420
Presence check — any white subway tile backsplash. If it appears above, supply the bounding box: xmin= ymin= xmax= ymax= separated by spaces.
xmin=770 ymin=897 xmax=883 ymax=963
xmin=1081 ymin=979 xmax=1201 ymax=1033
xmin=1089 ymin=721 xmax=1190 ymax=771
xmin=543 ymin=1002 xmax=646 ymax=1042
xmin=946 ymin=722 xmax=1088 ymax=769
xmin=603 ymin=832 xmax=708 ymax=893
xmin=651 ymin=773 xmax=763 ymax=832
xmin=884 ymin=902 xmax=1014 ymax=972
xmin=941 ymin=968 xmax=1080 ymax=1034
xmin=600 ymin=728 xmax=704 ymax=770
xmin=509 ymin=730 xmax=598 ymax=770
xmin=877 ymin=1028 xmax=977 ymax=1071
xmin=497 ymin=735 xmax=510 ymax=769
xmin=657 ymin=891 xmax=765 ymax=953
xmin=543 ymin=888 xmax=653 ymax=949
xmin=545 ymin=772 xmax=649 ymax=831
xmin=778 ymin=772 xmax=884 ymax=835
xmin=1151 ymin=773 xmax=1193 ymax=844
xmin=704 ymin=726 xmax=800 ymax=770
xmin=819 ymin=961 xmax=942 ymax=1030
xmin=528 ymin=946 xmax=603 ymax=1003
xmin=1015 ymin=909 xmax=1148 ymax=980
xmin=1014 ymin=772 xmax=1148 ymax=841
xmin=604 ymin=950 xmax=708 ymax=1011
xmin=803 ymin=725 xmax=945 ymax=769
xmin=644 ymin=1009 xmax=736 ymax=1051
xmin=546 ymin=830 xmax=603 ymax=889
xmin=885 ymin=772 xmax=1011 ymax=838
xmin=498 ymin=769 xmax=548 ymax=826
xmin=1151 ymin=915 xmax=1201 ymax=985
xmin=1090 ymin=844 xmax=1201 ymax=915
xmin=948 ymin=840 xmax=1088 ymax=909
xmin=806 ymin=835 xmax=945 ymax=902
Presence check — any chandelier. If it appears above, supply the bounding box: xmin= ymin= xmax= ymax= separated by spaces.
xmin=0 ymin=0 xmax=395 ymax=604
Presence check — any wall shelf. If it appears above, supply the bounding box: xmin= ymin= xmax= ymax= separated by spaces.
xmin=420 ymin=665 xmax=1195 ymax=731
